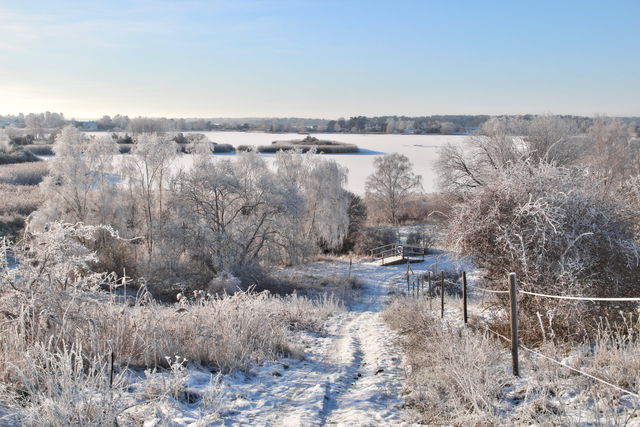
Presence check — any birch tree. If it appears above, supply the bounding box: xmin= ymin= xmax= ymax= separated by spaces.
xmin=122 ymin=133 xmax=178 ymax=256
xmin=365 ymin=153 xmax=422 ymax=227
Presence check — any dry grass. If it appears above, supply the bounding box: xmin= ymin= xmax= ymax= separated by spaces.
xmin=257 ymin=141 xmax=359 ymax=153
xmin=0 ymin=224 xmax=342 ymax=425
xmin=384 ymin=296 xmax=640 ymax=425
xmin=384 ymin=297 xmax=509 ymax=424
xmin=0 ymin=162 xmax=49 ymax=186
xmin=0 ymin=161 xmax=48 ymax=238
xmin=0 ymin=183 xmax=44 ymax=238
xmin=0 ymin=286 xmax=340 ymax=424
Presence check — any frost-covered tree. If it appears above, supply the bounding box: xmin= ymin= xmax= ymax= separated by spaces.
xmin=122 ymin=134 xmax=178 ymax=256
xmin=275 ymin=149 xmax=350 ymax=251
xmin=37 ymin=126 xmax=119 ymax=225
xmin=584 ymin=116 xmax=636 ymax=186
xmin=0 ymin=131 xmax=10 ymax=153
xmin=170 ymin=152 xmax=303 ymax=275
xmin=365 ymin=153 xmax=422 ymax=227
xmin=437 ymin=116 xmax=582 ymax=193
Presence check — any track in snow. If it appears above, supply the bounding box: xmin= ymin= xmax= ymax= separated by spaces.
xmin=212 ymin=258 xmax=439 ymax=426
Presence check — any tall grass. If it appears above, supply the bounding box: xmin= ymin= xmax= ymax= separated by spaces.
xmin=0 ymin=149 xmax=41 ymax=165
xmin=384 ymin=296 xmax=640 ymax=425
xmin=0 ymin=235 xmax=341 ymax=425
xmin=0 ymin=162 xmax=49 ymax=186
xmin=257 ymin=142 xmax=359 ymax=153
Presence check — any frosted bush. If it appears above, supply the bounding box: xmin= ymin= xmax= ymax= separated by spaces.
xmin=445 ymin=162 xmax=640 ymax=340
xmin=207 ymin=271 xmax=242 ymax=294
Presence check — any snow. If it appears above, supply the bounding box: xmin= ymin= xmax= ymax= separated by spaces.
xmin=212 ymin=259 xmax=420 ymax=426
xmin=87 ymin=132 xmax=467 ymax=195
xmin=125 ymin=254 xmax=469 ymax=425
xmin=186 ymin=132 xmax=467 ymax=195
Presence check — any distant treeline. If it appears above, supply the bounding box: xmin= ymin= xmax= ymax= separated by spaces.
xmin=1 ymin=112 xmax=639 ymax=139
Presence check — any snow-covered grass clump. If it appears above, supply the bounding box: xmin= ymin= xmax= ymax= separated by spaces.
xmin=385 ymin=296 xmax=640 ymax=425
xmin=0 ymin=224 xmax=342 ymax=425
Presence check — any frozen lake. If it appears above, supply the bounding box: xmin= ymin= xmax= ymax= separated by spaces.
xmin=85 ymin=131 xmax=468 ymax=194
xmin=176 ymin=132 xmax=468 ymax=194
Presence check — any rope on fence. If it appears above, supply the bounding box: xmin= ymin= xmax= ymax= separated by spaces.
xmin=518 ymin=290 xmax=640 ymax=302
xmin=471 ymin=285 xmax=510 ymax=294
xmin=481 ymin=326 xmax=640 ymax=399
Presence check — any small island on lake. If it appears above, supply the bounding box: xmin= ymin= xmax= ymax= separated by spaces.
xmin=253 ymin=135 xmax=360 ymax=153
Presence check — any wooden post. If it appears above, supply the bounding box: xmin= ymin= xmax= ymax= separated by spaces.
xmin=462 ymin=271 xmax=468 ymax=325
xmin=406 ymin=261 xmax=410 ymax=293
xmin=109 ymin=350 xmax=115 ymax=388
xmin=440 ymin=271 xmax=445 ymax=319
xmin=509 ymin=272 xmax=520 ymax=377
xmin=428 ymin=271 xmax=432 ymax=310
xmin=348 ymin=257 xmax=352 ymax=278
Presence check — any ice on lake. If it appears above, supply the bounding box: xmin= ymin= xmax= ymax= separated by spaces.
xmin=173 ymin=132 xmax=468 ymax=194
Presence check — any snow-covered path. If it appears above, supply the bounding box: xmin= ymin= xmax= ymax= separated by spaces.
xmin=213 ymin=259 xmax=429 ymax=426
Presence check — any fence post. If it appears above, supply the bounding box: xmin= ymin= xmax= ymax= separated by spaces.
xmin=509 ymin=272 xmax=520 ymax=377
xmin=406 ymin=262 xmax=410 ymax=293
xmin=109 ymin=350 xmax=115 ymax=388
xmin=462 ymin=271 xmax=468 ymax=325
xmin=428 ymin=271 xmax=432 ymax=310
xmin=440 ymin=271 xmax=445 ymax=319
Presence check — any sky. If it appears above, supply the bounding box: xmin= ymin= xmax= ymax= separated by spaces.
xmin=0 ymin=0 xmax=639 ymax=119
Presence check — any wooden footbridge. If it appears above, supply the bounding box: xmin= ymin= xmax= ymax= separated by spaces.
xmin=369 ymin=243 xmax=427 ymax=266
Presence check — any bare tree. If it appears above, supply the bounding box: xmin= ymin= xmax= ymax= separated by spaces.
xmin=122 ymin=133 xmax=178 ymax=256
xmin=583 ymin=116 xmax=636 ymax=186
xmin=170 ymin=152 xmax=303 ymax=274
xmin=437 ymin=116 xmax=582 ymax=193
xmin=365 ymin=153 xmax=422 ymax=227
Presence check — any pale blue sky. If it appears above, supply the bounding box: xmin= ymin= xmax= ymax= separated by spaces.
xmin=1 ymin=0 xmax=638 ymax=118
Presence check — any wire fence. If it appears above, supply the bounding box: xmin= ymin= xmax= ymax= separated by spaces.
xmin=404 ymin=268 xmax=640 ymax=400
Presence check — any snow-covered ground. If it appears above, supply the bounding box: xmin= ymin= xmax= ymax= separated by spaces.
xmin=212 ymin=259 xmax=422 ymax=426
xmin=133 ymin=254 xmax=466 ymax=426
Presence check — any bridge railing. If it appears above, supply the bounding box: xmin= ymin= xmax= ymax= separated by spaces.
xmin=369 ymin=243 xmax=427 ymax=263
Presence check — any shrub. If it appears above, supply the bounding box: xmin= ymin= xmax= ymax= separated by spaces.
xmin=405 ymin=227 xmax=435 ymax=249
xmin=340 ymin=192 xmax=368 ymax=253
xmin=212 ymin=143 xmax=234 ymax=153
xmin=8 ymin=134 xmax=34 ymax=146
xmin=445 ymin=162 xmax=640 ymax=342
xmin=118 ymin=143 xmax=134 ymax=153
xmin=22 ymin=144 xmax=54 ymax=156
xmin=0 ymin=149 xmax=41 ymax=165
xmin=351 ymin=226 xmax=397 ymax=255
xmin=257 ymin=141 xmax=359 ymax=154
